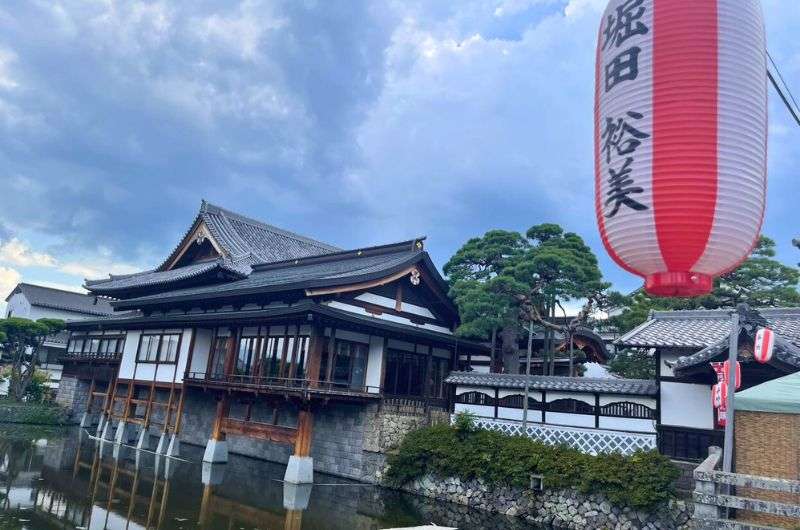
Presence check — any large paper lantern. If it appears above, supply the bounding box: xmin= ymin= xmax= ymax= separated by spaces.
xmin=594 ymin=0 xmax=767 ymax=297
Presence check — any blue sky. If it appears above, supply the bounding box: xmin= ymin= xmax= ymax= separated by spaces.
xmin=0 ymin=0 xmax=798 ymax=313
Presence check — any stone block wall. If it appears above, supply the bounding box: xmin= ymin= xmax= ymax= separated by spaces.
xmin=54 ymin=375 xmax=90 ymax=419
xmin=177 ymin=391 xmax=446 ymax=481
xmin=405 ymin=474 xmax=693 ymax=530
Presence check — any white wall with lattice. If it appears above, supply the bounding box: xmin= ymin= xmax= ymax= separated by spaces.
xmin=460 ymin=416 xmax=657 ymax=456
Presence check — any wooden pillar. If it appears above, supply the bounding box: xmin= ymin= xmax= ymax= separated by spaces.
xmin=223 ymin=327 xmax=239 ymax=378
xmin=305 ymin=324 xmax=324 ymax=387
xmin=324 ymin=328 xmax=337 ymax=384
xmin=199 ymin=483 xmax=213 ymax=528
xmin=293 ymin=410 xmax=313 ymax=457
xmin=211 ymin=394 xmax=230 ymax=442
xmin=86 ymin=378 xmax=96 ymax=414
xmin=284 ymin=510 xmax=303 ymax=530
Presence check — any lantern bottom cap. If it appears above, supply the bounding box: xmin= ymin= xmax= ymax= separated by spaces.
xmin=644 ymin=271 xmax=713 ymax=297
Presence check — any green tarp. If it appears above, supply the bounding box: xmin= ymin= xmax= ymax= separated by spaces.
xmin=735 ymin=371 xmax=800 ymax=414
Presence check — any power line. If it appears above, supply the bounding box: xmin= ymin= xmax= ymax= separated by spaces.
xmin=768 ymin=70 xmax=800 ymax=127
xmin=768 ymin=50 xmax=800 ymax=115
xmin=766 ymin=50 xmax=800 ymax=127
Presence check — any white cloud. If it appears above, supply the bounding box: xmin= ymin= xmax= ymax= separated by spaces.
xmin=0 ymin=237 xmax=138 ymax=280
xmin=0 ymin=47 xmax=17 ymax=89
xmin=0 ymin=266 xmax=21 ymax=314
xmin=0 ymin=238 xmax=57 ymax=267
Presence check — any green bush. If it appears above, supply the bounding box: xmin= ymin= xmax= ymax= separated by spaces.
xmin=385 ymin=423 xmax=680 ymax=510
xmin=0 ymin=401 xmax=69 ymax=425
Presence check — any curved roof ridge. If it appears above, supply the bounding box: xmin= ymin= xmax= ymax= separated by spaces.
xmin=202 ymin=200 xmax=340 ymax=253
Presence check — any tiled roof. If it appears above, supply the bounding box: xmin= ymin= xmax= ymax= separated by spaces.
xmin=85 ymin=258 xmax=250 ymax=293
xmin=113 ymin=245 xmax=427 ymax=309
xmin=444 ymin=371 xmax=658 ymax=396
xmin=6 ymin=283 xmax=114 ymax=317
xmin=617 ymin=308 xmax=800 ymax=349
xmin=86 ymin=201 xmax=340 ymax=295
xmin=183 ymin=201 xmax=340 ymax=267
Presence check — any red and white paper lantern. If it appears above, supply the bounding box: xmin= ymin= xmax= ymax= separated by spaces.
xmin=595 ymin=0 xmax=767 ymax=297
xmin=754 ymin=327 xmax=775 ymax=364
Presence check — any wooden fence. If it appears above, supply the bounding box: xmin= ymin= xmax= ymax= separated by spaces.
xmin=694 ymin=446 xmax=800 ymax=528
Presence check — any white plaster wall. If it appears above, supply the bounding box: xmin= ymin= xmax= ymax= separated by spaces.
xmin=454 ymin=403 xmax=495 ymax=418
xmin=598 ymin=395 xmax=656 ymax=407
xmin=598 ymin=417 xmax=656 ymax=433
xmin=660 ymin=351 xmax=681 ymax=378
xmin=119 ymin=330 xmax=141 ymax=380
xmin=497 ymin=407 xmax=543 ymax=422
xmin=455 ymin=386 xmax=495 ymax=396
xmin=325 ymin=301 xmax=452 ymax=335
xmin=545 ymin=391 xmax=595 ymax=406
xmin=190 ymin=328 xmax=214 ymax=374
xmin=365 ymin=335 xmax=384 ymax=393
xmin=660 ymin=381 xmax=714 ymax=429
xmin=546 ymin=412 xmax=595 ymax=428
xmin=355 ymin=292 xmax=437 ymax=319
xmin=498 ymin=389 xmax=543 ymax=400
xmin=4 ymin=293 xmax=31 ymax=318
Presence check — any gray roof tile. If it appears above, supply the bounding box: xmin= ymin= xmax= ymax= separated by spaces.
xmin=114 ymin=247 xmax=424 ymax=308
xmin=6 ymin=283 xmax=114 ymax=317
xmin=617 ymin=308 xmax=800 ymax=349
xmin=444 ymin=371 xmax=658 ymax=396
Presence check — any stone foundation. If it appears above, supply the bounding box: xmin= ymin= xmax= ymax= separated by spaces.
xmin=402 ymin=474 xmax=693 ymax=530
xmin=54 ymin=375 xmax=90 ymax=420
xmin=178 ymin=390 xmax=446 ymax=481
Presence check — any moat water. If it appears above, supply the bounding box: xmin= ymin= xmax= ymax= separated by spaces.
xmin=0 ymin=425 xmax=535 ymax=530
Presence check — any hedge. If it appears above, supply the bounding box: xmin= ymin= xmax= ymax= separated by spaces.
xmin=385 ymin=414 xmax=681 ymax=510
xmin=0 ymin=400 xmax=70 ymax=425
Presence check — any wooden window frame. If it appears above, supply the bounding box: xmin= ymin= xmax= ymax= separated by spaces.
xmin=136 ymin=332 xmax=182 ymax=364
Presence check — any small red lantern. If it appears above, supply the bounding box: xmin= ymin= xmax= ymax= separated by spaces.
xmin=754 ymin=327 xmax=775 ymax=364
xmin=595 ymin=0 xmax=768 ymax=297
xmin=711 ymin=382 xmax=727 ymax=409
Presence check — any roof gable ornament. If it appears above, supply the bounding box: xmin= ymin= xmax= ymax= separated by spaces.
xmin=410 ymin=268 xmax=421 ymax=286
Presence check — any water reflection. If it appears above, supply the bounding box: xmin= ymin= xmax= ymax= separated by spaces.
xmin=0 ymin=426 xmax=535 ymax=530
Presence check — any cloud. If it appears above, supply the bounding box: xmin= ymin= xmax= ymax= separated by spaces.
xmin=0 ymin=0 xmax=797 ymax=296
xmin=0 ymin=238 xmax=56 ymax=267
xmin=0 ymin=266 xmax=21 ymax=312
xmin=0 ymin=237 xmax=138 ymax=281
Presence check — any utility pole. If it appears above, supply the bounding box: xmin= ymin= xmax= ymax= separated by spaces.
xmin=522 ymin=320 xmax=533 ymax=432
xmin=722 ymin=310 xmax=740 ymax=473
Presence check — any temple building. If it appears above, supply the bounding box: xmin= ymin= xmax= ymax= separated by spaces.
xmin=57 ymin=201 xmax=487 ymax=482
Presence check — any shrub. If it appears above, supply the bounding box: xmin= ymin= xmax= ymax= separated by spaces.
xmin=385 ymin=424 xmax=680 ymax=510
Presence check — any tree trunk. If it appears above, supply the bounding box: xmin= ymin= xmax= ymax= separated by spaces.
xmin=499 ymin=327 xmax=519 ymax=374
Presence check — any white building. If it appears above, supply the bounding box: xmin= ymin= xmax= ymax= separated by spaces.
xmin=2 ymin=283 xmax=114 ymax=394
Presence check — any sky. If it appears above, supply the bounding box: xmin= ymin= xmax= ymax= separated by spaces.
xmin=0 ymin=0 xmax=799 ymax=314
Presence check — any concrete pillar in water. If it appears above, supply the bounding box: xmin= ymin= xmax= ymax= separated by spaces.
xmin=155 ymin=432 xmax=168 ymax=454
xmin=283 ymin=456 xmax=313 ymax=484
xmin=165 ymin=434 xmax=180 ymax=458
xmin=79 ymin=412 xmax=90 ymax=428
xmin=284 ymin=409 xmax=314 ymax=484
xmin=202 ymin=438 xmax=228 ymax=463
xmin=114 ymin=421 xmax=134 ymax=445
xmin=100 ymin=418 xmax=112 ymax=441
xmin=95 ymin=415 xmax=106 ymax=437
xmin=135 ymin=427 xmax=149 ymax=450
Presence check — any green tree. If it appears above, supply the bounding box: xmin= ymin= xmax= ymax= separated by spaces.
xmin=0 ymin=317 xmax=64 ymax=402
xmin=607 ymin=349 xmax=656 ymax=379
xmin=445 ymin=230 xmax=528 ymax=372
xmin=445 ymin=226 xmax=608 ymax=374
xmin=610 ymin=236 xmax=800 ymax=333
